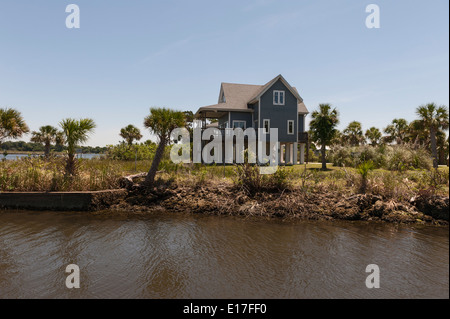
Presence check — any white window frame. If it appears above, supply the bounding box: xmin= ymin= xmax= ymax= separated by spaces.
xmin=232 ymin=120 xmax=246 ymax=129
xmin=273 ymin=90 xmax=285 ymax=105
xmin=287 ymin=120 xmax=294 ymax=135
xmin=263 ymin=119 xmax=270 ymax=134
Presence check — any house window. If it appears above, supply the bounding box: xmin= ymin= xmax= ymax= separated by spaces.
xmin=287 ymin=120 xmax=294 ymax=135
xmin=233 ymin=120 xmax=246 ymax=129
xmin=263 ymin=119 xmax=270 ymax=134
xmin=273 ymin=90 xmax=285 ymax=105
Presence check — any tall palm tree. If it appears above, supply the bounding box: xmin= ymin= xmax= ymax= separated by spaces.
xmin=416 ymin=103 xmax=449 ymax=168
xmin=309 ymin=104 xmax=339 ymax=170
xmin=365 ymin=127 xmax=382 ymax=146
xmin=60 ymin=118 xmax=96 ymax=175
xmin=0 ymin=107 xmax=30 ymax=145
xmin=384 ymin=118 xmax=409 ymax=145
xmin=30 ymin=125 xmax=64 ymax=157
xmin=143 ymin=107 xmax=186 ymax=185
xmin=343 ymin=121 xmax=365 ymax=146
xmin=436 ymin=130 xmax=448 ymax=165
xmin=120 ymin=124 xmax=143 ymax=146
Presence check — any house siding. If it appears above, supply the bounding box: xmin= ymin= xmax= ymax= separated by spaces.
xmin=249 ymin=102 xmax=258 ymax=129
xmin=230 ymin=112 xmax=252 ymax=129
xmin=217 ymin=112 xmax=253 ymax=129
xmin=298 ymin=114 xmax=305 ymax=133
xmin=260 ymin=79 xmax=298 ymax=143
xmin=218 ymin=114 xmax=228 ymax=128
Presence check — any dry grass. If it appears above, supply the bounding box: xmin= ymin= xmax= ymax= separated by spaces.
xmin=1 ymin=156 xmax=448 ymax=198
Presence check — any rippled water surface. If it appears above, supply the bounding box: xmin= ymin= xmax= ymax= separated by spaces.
xmin=0 ymin=210 xmax=448 ymax=298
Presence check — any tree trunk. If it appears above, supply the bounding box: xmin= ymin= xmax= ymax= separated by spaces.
xmin=430 ymin=126 xmax=438 ymax=169
xmin=438 ymin=147 xmax=445 ymax=166
xmin=66 ymin=153 xmax=76 ymax=175
xmin=44 ymin=142 xmax=51 ymax=158
xmin=321 ymin=144 xmax=327 ymax=170
xmin=145 ymin=139 xmax=166 ymax=186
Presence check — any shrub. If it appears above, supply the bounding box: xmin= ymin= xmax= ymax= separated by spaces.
xmin=106 ymin=143 xmax=157 ymax=161
xmin=329 ymin=146 xmax=354 ymax=167
xmin=233 ymin=163 xmax=292 ymax=195
xmin=330 ymin=145 xmax=432 ymax=171
xmin=385 ymin=146 xmax=432 ymax=171
xmin=357 ymin=160 xmax=375 ymax=193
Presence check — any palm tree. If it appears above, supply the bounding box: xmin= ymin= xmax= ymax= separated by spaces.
xmin=436 ymin=130 xmax=448 ymax=165
xmin=384 ymin=118 xmax=409 ymax=145
xmin=408 ymin=119 xmax=428 ymax=147
xmin=416 ymin=103 xmax=449 ymax=168
xmin=343 ymin=121 xmax=365 ymax=146
xmin=329 ymin=130 xmax=344 ymax=146
xmin=30 ymin=125 xmax=64 ymax=157
xmin=0 ymin=107 xmax=30 ymax=146
xmin=183 ymin=111 xmax=194 ymax=133
xmin=309 ymin=104 xmax=339 ymax=170
xmin=120 ymin=124 xmax=143 ymax=146
xmin=365 ymin=127 xmax=382 ymax=146
xmin=143 ymin=107 xmax=186 ymax=185
xmin=59 ymin=118 xmax=96 ymax=175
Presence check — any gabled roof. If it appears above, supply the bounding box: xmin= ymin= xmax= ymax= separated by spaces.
xmin=248 ymin=74 xmax=303 ymax=104
xmin=195 ymin=75 xmax=309 ymax=118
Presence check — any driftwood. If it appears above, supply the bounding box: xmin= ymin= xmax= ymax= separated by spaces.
xmin=119 ymin=173 xmax=147 ymax=190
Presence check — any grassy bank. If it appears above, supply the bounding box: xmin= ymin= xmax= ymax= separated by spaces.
xmin=1 ymin=157 xmax=448 ymax=224
xmin=1 ymin=157 xmax=448 ymax=195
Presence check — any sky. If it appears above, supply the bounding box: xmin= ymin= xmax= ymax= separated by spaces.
xmin=0 ymin=0 xmax=448 ymax=146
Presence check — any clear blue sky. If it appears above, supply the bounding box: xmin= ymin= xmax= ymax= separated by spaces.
xmin=0 ymin=0 xmax=448 ymax=146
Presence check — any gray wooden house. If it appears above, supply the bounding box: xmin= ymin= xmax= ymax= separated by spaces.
xmin=194 ymin=74 xmax=309 ymax=164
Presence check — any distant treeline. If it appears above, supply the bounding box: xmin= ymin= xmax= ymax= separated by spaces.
xmin=1 ymin=141 xmax=107 ymax=154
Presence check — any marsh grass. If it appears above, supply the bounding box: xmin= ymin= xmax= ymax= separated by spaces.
xmin=1 ymin=156 xmax=448 ymax=198
xmin=1 ymin=157 xmax=125 ymax=191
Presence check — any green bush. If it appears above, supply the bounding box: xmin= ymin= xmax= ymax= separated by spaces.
xmin=357 ymin=160 xmax=375 ymax=193
xmin=330 ymin=145 xmax=432 ymax=171
xmin=233 ymin=163 xmax=292 ymax=195
xmin=385 ymin=146 xmax=432 ymax=171
xmin=106 ymin=143 xmax=157 ymax=161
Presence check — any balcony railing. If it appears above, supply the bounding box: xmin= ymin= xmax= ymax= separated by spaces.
xmin=199 ymin=128 xmax=308 ymax=143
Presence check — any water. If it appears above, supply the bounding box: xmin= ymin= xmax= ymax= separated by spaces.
xmin=3 ymin=153 xmax=104 ymax=160
xmin=0 ymin=211 xmax=448 ymax=299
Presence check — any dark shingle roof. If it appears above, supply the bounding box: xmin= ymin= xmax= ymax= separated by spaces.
xmin=195 ymin=75 xmax=309 ymax=118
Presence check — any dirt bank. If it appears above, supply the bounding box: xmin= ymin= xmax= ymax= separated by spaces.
xmin=106 ymin=183 xmax=449 ymax=225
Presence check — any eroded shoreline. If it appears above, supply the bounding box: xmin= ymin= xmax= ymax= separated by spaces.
xmin=106 ymin=183 xmax=449 ymax=226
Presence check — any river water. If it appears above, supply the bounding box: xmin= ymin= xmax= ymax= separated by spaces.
xmin=3 ymin=153 xmax=104 ymax=160
xmin=0 ymin=210 xmax=448 ymax=299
